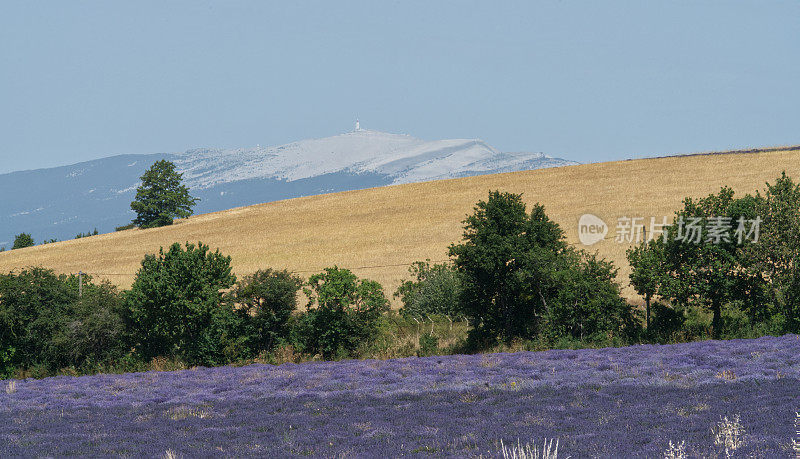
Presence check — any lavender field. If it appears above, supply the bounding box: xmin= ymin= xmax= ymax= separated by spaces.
xmin=2 ymin=336 xmax=799 ymax=457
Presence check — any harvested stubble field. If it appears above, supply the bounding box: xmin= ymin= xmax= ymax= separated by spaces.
xmin=1 ymin=146 xmax=798 ymax=305
xmin=1 ymin=335 xmax=798 ymax=456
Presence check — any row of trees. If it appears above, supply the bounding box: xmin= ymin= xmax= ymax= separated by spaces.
xmin=0 ymin=243 xmax=390 ymax=377
xmin=4 ymin=173 xmax=798 ymax=377
xmin=628 ymin=172 xmax=800 ymax=341
xmin=1 ymin=190 xmax=639 ymax=377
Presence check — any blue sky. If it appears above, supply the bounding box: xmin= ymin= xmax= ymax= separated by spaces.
xmin=1 ymin=0 xmax=798 ymax=174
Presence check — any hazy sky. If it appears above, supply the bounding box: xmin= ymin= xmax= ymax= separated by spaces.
xmin=1 ymin=1 xmax=798 ymax=174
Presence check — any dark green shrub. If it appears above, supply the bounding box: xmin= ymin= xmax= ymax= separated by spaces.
xmin=648 ymin=302 xmax=685 ymax=343
xmin=0 ymin=268 xmax=79 ymax=372
xmin=115 ymin=223 xmax=135 ymax=232
xmin=231 ymin=269 xmax=303 ymax=356
xmin=418 ymin=333 xmax=439 ymax=357
xmin=300 ymin=267 xmax=389 ymax=360
xmin=12 ymin=233 xmax=34 ymax=249
xmin=395 ymin=261 xmax=463 ymax=320
xmin=48 ymin=281 xmax=127 ymax=370
xmin=450 ymin=191 xmax=631 ymax=347
xmin=124 ymin=242 xmax=237 ymax=366
xmin=75 ymin=228 xmax=99 ymax=239
xmin=543 ymin=251 xmax=638 ymax=343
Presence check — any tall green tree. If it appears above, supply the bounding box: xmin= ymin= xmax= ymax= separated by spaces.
xmin=627 ymin=237 xmax=668 ymax=330
xmin=131 ymin=160 xmax=198 ymax=228
xmin=0 ymin=268 xmax=79 ymax=374
xmin=743 ymin=172 xmax=800 ymax=332
xmin=654 ymin=187 xmax=763 ymax=338
xmin=449 ymin=191 xmax=631 ymax=345
xmin=12 ymin=233 xmax=34 ymax=249
xmin=124 ymin=242 xmax=237 ymax=365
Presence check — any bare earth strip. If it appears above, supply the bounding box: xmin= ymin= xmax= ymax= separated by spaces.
xmin=2 ymin=146 xmax=798 ymax=306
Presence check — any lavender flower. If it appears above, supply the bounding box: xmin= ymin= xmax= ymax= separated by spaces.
xmin=1 ymin=335 xmax=797 ymax=457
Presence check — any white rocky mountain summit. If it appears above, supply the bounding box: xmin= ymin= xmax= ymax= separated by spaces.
xmin=175 ymin=129 xmax=575 ymax=188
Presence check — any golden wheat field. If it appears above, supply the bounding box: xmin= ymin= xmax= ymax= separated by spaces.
xmin=2 ymin=146 xmax=799 ymax=306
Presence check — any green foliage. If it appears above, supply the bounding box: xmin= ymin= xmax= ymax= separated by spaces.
xmin=743 ymin=171 xmax=800 ymax=333
xmin=0 ymin=268 xmax=79 ymax=372
xmin=395 ymin=260 xmax=463 ymax=320
xmin=47 ymin=281 xmax=128 ymax=370
xmin=449 ymin=191 xmax=631 ymax=346
xmin=231 ymin=269 xmax=303 ymax=355
xmin=130 ymin=160 xmax=198 ymax=229
xmin=300 ymin=266 xmax=389 ymax=359
xmin=115 ymin=223 xmax=135 ymax=232
xmin=639 ymin=187 xmax=763 ymax=337
xmin=42 ymin=238 xmax=59 ymax=244
xmin=0 ymin=345 xmax=14 ymax=379
xmin=75 ymin=228 xmax=99 ymax=239
xmin=627 ymin=237 xmax=667 ymax=329
xmin=12 ymin=233 xmax=34 ymax=249
xmin=449 ymin=191 xmax=561 ymax=344
xmin=647 ymin=302 xmax=685 ymax=343
xmin=418 ymin=333 xmax=439 ymax=357
xmin=543 ymin=251 xmax=638 ymax=342
xmin=627 ymin=173 xmax=800 ymax=339
xmin=124 ymin=242 xmax=237 ymax=366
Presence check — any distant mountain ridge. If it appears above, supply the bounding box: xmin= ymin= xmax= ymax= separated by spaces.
xmin=0 ymin=129 xmax=577 ymax=247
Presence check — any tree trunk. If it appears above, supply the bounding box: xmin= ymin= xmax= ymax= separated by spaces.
xmin=711 ymin=298 xmax=722 ymax=339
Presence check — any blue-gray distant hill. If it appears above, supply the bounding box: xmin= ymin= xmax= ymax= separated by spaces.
xmin=0 ymin=130 xmax=578 ymax=248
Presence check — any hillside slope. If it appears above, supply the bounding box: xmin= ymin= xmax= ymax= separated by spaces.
xmin=1 ymin=145 xmax=798 ymax=303
xmin=0 ymin=129 xmax=575 ymax=246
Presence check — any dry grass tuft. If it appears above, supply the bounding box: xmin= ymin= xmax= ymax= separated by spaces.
xmin=712 ymin=414 xmax=745 ymax=458
xmin=498 ymin=438 xmax=559 ymax=459
xmin=1 ymin=146 xmax=798 ymax=308
xmin=664 ymin=440 xmax=687 ymax=459
xmin=715 ymin=370 xmax=737 ymax=380
xmin=166 ymin=405 xmax=211 ymax=421
xmin=5 ymin=380 xmax=17 ymax=394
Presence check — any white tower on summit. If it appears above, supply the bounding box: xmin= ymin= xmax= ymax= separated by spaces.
xmin=355 ymin=118 xmax=361 ymax=131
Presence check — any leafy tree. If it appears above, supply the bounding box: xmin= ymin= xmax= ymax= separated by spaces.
xmin=300 ymin=267 xmax=389 ymax=359
xmin=12 ymin=233 xmax=34 ymax=249
xmin=0 ymin=267 xmax=79 ymax=373
xmin=124 ymin=242 xmax=237 ymax=366
xmin=231 ymin=269 xmax=303 ymax=355
xmin=543 ymin=251 xmax=637 ymax=342
xmin=48 ymin=281 xmax=127 ymax=370
xmin=627 ymin=237 xmax=668 ymax=330
xmin=449 ymin=191 xmax=563 ymax=344
xmin=653 ymin=187 xmax=763 ymax=338
xmin=394 ymin=260 xmax=463 ymax=320
xmin=743 ymin=172 xmax=800 ymax=332
xmin=131 ymin=160 xmax=198 ymax=228
xmin=449 ymin=191 xmax=631 ymax=345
